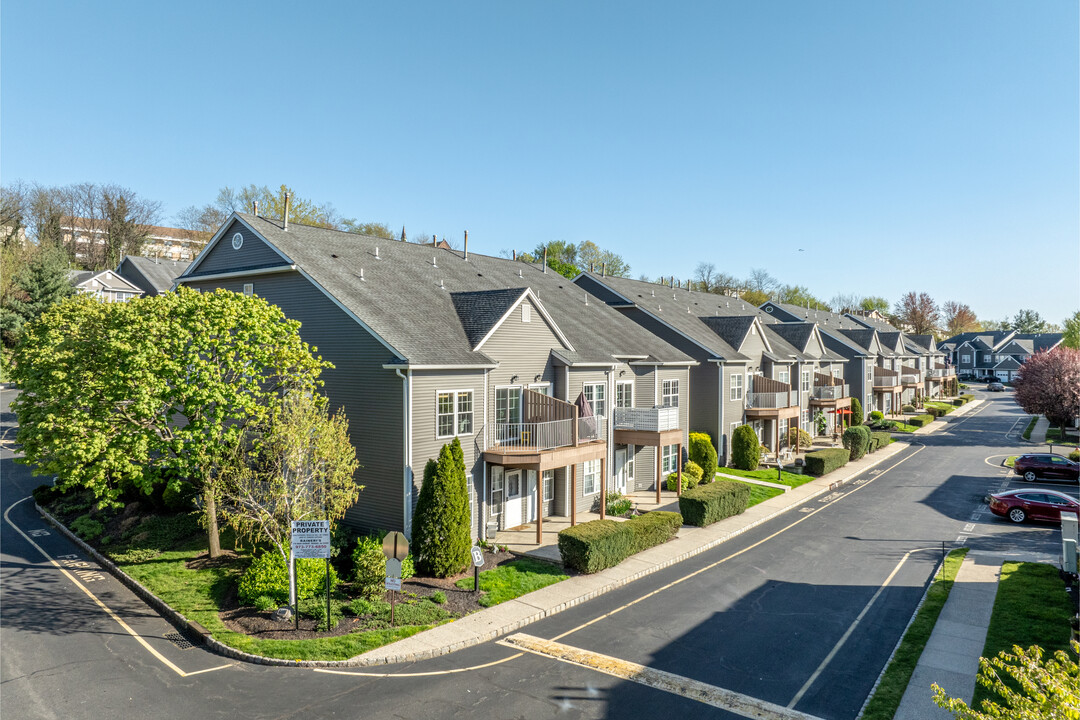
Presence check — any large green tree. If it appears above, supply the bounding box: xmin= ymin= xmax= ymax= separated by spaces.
xmin=1062 ymin=311 xmax=1080 ymax=349
xmin=1010 ymin=309 xmax=1049 ymax=334
xmin=3 ymin=245 xmax=74 ymax=346
xmin=11 ymin=287 xmax=329 ymax=557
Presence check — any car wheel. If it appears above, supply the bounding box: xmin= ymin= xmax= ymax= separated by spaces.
xmin=1023 ymin=471 xmax=1037 ymax=482
xmin=1008 ymin=507 xmax=1026 ymax=523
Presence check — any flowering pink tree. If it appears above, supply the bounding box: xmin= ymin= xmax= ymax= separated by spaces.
xmin=1012 ymin=347 xmax=1080 ymax=430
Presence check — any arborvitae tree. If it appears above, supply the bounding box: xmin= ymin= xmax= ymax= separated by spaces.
xmin=688 ymin=432 xmax=718 ymax=483
xmin=850 ymin=397 xmax=864 ymax=426
xmin=6 ymin=246 xmax=73 ymax=334
xmin=412 ymin=438 xmax=471 ymax=577
xmin=731 ymin=425 xmax=761 ymax=471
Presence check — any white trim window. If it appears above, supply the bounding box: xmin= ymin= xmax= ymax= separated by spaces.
xmin=960 ymin=354 xmax=971 ymax=364
xmin=583 ymin=382 xmax=606 ymax=418
xmin=801 ymin=371 xmax=811 ymax=392
xmin=661 ymin=379 xmax=679 ymax=407
xmin=543 ymin=470 xmax=554 ymax=502
xmin=529 ymin=383 xmax=551 ymax=396
xmin=730 ymin=373 xmax=743 ymax=401
xmin=661 ymin=444 xmax=678 ymax=474
xmin=778 ymin=369 xmax=790 ymax=385
xmin=616 ymin=381 xmax=634 ymax=409
xmin=437 ymin=390 xmax=473 ymax=438
xmin=490 ymin=466 xmax=504 ymax=516
xmin=582 ymin=460 xmax=600 ymax=495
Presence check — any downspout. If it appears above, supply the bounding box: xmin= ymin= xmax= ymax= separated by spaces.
xmin=395 ymin=367 xmax=413 ymax=539
xmin=482 ymin=367 xmax=490 ymax=540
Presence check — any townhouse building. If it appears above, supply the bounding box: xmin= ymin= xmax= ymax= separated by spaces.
xmin=175 ymin=214 xmax=694 ymax=542
xmin=573 ymin=274 xmax=850 ymax=463
xmin=941 ymin=331 xmax=1063 ymax=382
xmin=68 ymin=268 xmax=144 ymax=303
xmin=116 ymin=255 xmax=189 ymax=297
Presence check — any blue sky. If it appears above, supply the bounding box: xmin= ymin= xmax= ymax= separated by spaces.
xmin=3 ymin=2 xmax=1077 ymax=324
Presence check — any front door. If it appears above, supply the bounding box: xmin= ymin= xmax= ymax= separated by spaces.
xmin=614 ymin=446 xmax=631 ymax=493
xmin=504 ymin=470 xmax=523 ymax=527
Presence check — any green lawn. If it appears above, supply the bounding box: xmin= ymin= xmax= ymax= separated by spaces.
xmin=1003 ymin=456 xmax=1017 ymax=468
xmin=886 ymin=421 xmax=920 ymax=433
xmin=923 ymin=401 xmax=954 ymax=414
xmin=860 ymin=548 xmax=969 ymax=720
xmin=1021 ymin=416 xmax=1037 ymax=440
xmin=454 ymin=557 xmax=567 ymax=607
xmin=971 ymin=562 xmax=1075 ymax=708
xmin=1045 ymin=425 xmax=1079 ymax=444
xmin=716 ymin=466 xmax=816 ymax=489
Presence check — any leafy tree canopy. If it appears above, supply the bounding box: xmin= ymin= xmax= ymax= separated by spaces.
xmin=1011 ymin=308 xmax=1050 ymax=334
xmin=1062 ymin=311 xmax=1080 ymax=349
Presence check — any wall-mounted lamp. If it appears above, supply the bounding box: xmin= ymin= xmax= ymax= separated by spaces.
xmin=619 ymin=370 xmax=626 ymax=376
xmin=510 ymin=375 xmax=519 ymax=384
xmin=534 ymin=374 xmax=542 ymax=382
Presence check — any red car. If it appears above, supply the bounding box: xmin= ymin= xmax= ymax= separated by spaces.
xmin=988 ymin=489 xmax=1079 ymax=524
xmin=1012 ymin=453 xmax=1080 ymax=483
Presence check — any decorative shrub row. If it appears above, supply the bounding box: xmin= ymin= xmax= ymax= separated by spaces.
xmin=557 ymin=511 xmax=683 ymax=573
xmin=908 ymin=414 xmax=934 ymax=428
xmin=805 ymin=448 xmax=849 ymax=476
xmin=678 ymin=481 xmax=750 ymax=527
xmin=688 ymin=432 xmax=718 ymax=483
xmin=843 ymin=426 xmax=871 ymax=460
xmin=869 ymin=431 xmax=893 ymax=452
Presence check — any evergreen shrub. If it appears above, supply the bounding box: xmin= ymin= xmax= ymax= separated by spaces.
xmin=731 ymin=425 xmax=761 ymax=471
xmin=626 ymin=511 xmax=682 ymax=552
xmin=786 ymin=427 xmax=812 ymax=449
xmin=238 ymin=550 xmax=338 ymax=606
xmin=842 ymin=425 xmax=871 ymax=460
xmin=869 ymin=411 xmax=884 ymax=422
xmin=413 ymin=438 xmax=471 ymax=577
xmin=850 ymin=398 xmax=864 ymax=426
xmin=678 ymin=480 xmax=750 ymax=527
xmin=908 ymin=414 xmax=934 ymax=428
xmin=352 ymin=535 xmax=415 ymax=600
xmin=870 ymin=431 xmax=893 ymax=452
xmin=557 ymin=520 xmax=636 ymax=574
xmin=901 ymin=404 xmax=916 ymax=413
xmin=688 ymin=432 xmax=718 ymax=484
xmin=666 ymin=460 xmax=703 ymax=491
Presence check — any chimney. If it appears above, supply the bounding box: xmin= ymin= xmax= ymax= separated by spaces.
xmin=283 ymin=192 xmax=290 ymax=231
xmin=542 ymin=246 xmax=547 ymax=272
xmin=400 ymin=226 xmax=406 ymax=242
xmin=512 ymin=249 xmax=516 ymax=261
xmin=590 ymin=262 xmax=594 ymax=272
xmin=253 ymin=201 xmax=258 ymax=216
xmin=463 ymin=230 xmax=468 ymax=260
xmin=669 ymin=276 xmax=674 ymax=288
xmin=602 ymin=262 xmax=606 ymax=277
xmin=432 ymin=234 xmax=437 ymax=247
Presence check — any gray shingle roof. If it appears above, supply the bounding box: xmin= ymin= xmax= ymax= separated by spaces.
xmin=194 ymin=215 xmax=691 ymax=367
xmin=450 ymin=288 xmax=528 ymax=349
xmin=120 ymin=255 xmax=190 ymax=294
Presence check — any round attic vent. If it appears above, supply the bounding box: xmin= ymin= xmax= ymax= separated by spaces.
xmin=231 ymin=232 xmax=244 ymax=250
xmin=765 ymin=305 xmax=773 ymax=312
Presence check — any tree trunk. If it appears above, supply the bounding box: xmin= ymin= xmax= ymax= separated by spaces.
xmin=204 ymin=488 xmax=221 ymax=558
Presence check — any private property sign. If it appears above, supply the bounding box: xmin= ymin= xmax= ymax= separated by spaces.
xmin=290 ymin=520 xmax=331 ymax=559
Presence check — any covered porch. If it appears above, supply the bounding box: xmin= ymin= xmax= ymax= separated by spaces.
xmin=613 ymin=405 xmax=685 ymax=504
xmin=872 ymin=367 xmax=903 ymax=414
xmin=809 ymin=373 xmax=853 ymax=436
xmin=745 ymin=375 xmax=800 ymax=453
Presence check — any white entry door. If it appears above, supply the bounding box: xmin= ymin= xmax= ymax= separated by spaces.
xmin=504 ymin=470 xmax=522 ymax=527
xmin=613 ymin=446 xmax=631 ymax=493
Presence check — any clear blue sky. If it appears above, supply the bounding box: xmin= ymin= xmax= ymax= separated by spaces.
xmin=3 ymin=1 xmax=1077 ymax=325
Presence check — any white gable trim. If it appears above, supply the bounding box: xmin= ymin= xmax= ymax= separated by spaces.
xmin=473 ymin=288 xmax=575 ymax=353
xmin=182 ymin=214 xmax=293 ymax=276
xmin=75 ymin=269 xmax=144 ymax=294
xmin=752 ymin=317 xmax=773 ymax=354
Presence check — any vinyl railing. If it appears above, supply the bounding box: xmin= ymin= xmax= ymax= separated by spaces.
xmin=901 ymin=373 xmax=922 ymax=385
xmin=492 ymin=415 xmax=606 ymax=451
xmin=746 ymin=391 xmax=792 ymax=409
xmin=873 ymin=375 xmax=901 ymax=387
xmin=927 ymin=368 xmax=956 ymax=378
xmin=810 ymin=384 xmax=848 ymax=400
xmin=613 ymin=406 xmax=680 ymax=432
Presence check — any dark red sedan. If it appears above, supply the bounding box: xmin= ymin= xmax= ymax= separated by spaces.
xmin=988 ymin=489 xmax=1079 ymax=524
xmin=1012 ymin=453 xmax=1080 ymax=483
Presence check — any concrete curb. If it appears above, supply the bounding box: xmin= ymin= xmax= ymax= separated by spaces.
xmin=34 ymin=440 xmax=912 ymax=669
xmin=911 ymin=398 xmax=984 ymax=435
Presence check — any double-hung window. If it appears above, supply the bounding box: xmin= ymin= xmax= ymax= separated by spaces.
xmin=730 ymin=373 xmax=743 ymax=401
xmin=661 ymin=444 xmax=678 ymax=474
xmin=437 ymin=390 xmax=473 ymax=438
xmin=583 ymin=382 xmax=606 ymax=418
xmin=490 ymin=466 xmax=504 ymax=515
xmin=661 ymin=379 xmax=679 ymax=407
xmin=801 ymin=371 xmax=811 ymax=392
xmin=778 ymin=369 xmax=790 ymax=386
xmin=582 ymin=460 xmax=600 ymax=495
xmin=616 ymin=381 xmax=634 ymax=409
xmin=542 ymin=470 xmax=554 ymax=502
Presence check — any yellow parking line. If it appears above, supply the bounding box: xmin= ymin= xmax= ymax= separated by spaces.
xmin=3 ymin=497 xmax=233 ymax=678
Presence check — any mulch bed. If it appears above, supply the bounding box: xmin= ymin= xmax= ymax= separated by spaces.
xmin=217 ymin=548 xmax=530 ymax=640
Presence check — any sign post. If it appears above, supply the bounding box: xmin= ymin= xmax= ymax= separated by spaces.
xmin=382 ymin=532 xmax=409 ymax=627
xmin=470 ymin=545 xmax=484 ymax=593
xmin=291 ymin=520 xmax=332 ymax=631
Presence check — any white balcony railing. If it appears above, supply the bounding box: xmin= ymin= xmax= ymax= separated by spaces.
xmin=747 ymin=391 xmax=792 ymax=409
xmin=492 ymin=415 xmax=606 ymax=451
xmin=873 ymin=375 xmax=901 ymax=388
xmin=901 ymin=373 xmax=922 ymax=385
xmin=927 ymin=368 xmax=956 ymax=378
xmin=613 ymin=406 xmax=679 ymax=432
xmin=811 ymin=384 xmax=849 ymax=400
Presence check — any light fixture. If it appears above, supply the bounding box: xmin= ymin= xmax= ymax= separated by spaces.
xmin=510 ymin=375 xmax=518 ymax=384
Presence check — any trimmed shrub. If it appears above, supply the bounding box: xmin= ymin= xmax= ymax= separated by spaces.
xmin=908 ymin=414 xmax=934 ymax=428
xmin=352 ymin=535 xmax=415 ymax=600
xmin=558 ymin=520 xmax=634 ymax=573
xmin=804 ymin=448 xmax=849 ymax=476
xmin=1070 ymin=450 xmax=1079 ymax=462
xmin=413 ymin=438 xmax=471 ymax=578
xmin=679 ymin=480 xmax=750 ymax=527
xmin=731 ymin=425 xmax=761 ymax=471
xmin=952 ymin=398 xmax=964 ymax=407
xmin=238 ymin=549 xmax=338 ymax=606
xmin=842 ymin=425 xmax=871 ymax=460
xmin=869 ymin=431 xmax=893 ymax=452
xmin=901 ymin=404 xmax=915 ymax=413
xmin=961 ymin=394 xmax=975 ymax=403
xmin=925 ymin=406 xmax=943 ymax=418
xmin=688 ymin=432 xmax=718 ymax=484
xmin=869 ymin=410 xmax=884 ymax=422
xmin=626 ymin=511 xmax=682 ymax=552
xmin=786 ymin=427 xmax=812 ymax=450
xmin=667 ymin=460 xmax=703 ymax=491
xmin=850 ymin=397 xmax=863 ymax=426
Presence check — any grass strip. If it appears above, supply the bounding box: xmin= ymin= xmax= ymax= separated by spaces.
xmin=716 ymin=466 xmax=816 ymax=489
xmin=1021 ymin=416 xmax=1037 ymax=440
xmin=454 ymin=557 xmax=567 ymax=607
xmin=1003 ymin=456 xmax=1017 ymax=468
xmin=971 ymin=562 xmax=1075 ymax=708
xmin=1045 ymin=425 xmax=1079 ymax=444
xmin=860 ymin=547 xmax=968 ymax=720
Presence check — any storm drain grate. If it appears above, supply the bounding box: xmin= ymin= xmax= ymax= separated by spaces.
xmin=164 ymin=631 xmax=195 ymax=650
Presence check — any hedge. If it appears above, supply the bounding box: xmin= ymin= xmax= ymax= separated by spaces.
xmin=952 ymin=398 xmax=964 ymax=407
xmin=679 ymin=480 xmax=750 ymax=527
xmin=557 ymin=512 xmax=684 ymax=573
xmin=960 ymin=394 xmax=975 ymax=403
xmin=843 ymin=425 xmax=871 ymax=460
xmin=908 ymin=414 xmax=934 ymax=428
xmin=869 ymin=431 xmax=893 ymax=452
xmin=805 ymin=448 xmax=849 ymax=476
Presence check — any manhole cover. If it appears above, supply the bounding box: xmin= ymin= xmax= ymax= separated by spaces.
xmin=164 ymin=631 xmax=195 ymax=650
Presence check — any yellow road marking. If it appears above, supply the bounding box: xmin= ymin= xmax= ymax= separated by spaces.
xmin=499 ymin=633 xmax=824 ymax=720
xmin=3 ymin=497 xmax=233 ymax=678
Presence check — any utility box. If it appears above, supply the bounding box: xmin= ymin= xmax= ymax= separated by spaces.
xmin=1063 ymin=538 xmax=1078 ymax=575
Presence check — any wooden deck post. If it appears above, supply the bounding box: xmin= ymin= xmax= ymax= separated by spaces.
xmin=572 ymin=405 xmax=579 ymax=446
xmin=599 ymin=456 xmax=607 ymax=520
xmin=570 ymin=464 xmax=577 ymax=527
xmin=676 ymin=443 xmax=683 ymax=497
xmin=535 ymin=465 xmax=543 ymax=544
xmin=656 ymin=447 xmax=662 ymax=503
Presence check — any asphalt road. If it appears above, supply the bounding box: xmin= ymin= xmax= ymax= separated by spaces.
xmin=2 ymin=387 xmax=1071 ymax=720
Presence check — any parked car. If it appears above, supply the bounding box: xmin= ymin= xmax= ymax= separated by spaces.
xmin=987 ymin=381 xmax=1005 ymax=391
xmin=1013 ymin=453 xmax=1080 ymax=483
xmin=988 ymin=488 xmax=1079 ymax=523
xmin=958 ymin=373 xmax=975 ymax=381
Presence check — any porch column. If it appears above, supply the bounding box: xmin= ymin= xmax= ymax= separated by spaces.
xmin=656 ymin=447 xmax=662 ymax=504
xmin=676 ymin=443 xmax=683 ymax=496
xmin=535 ymin=465 xmax=543 ymax=545
xmin=599 ymin=456 xmax=607 ymax=520
xmin=570 ymin=464 xmax=577 ymax=527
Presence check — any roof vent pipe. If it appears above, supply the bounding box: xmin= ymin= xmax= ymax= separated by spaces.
xmin=375 ymin=246 xmax=380 ymax=259
xmin=518 ymin=268 xmax=523 ymax=278
xmin=513 ymin=250 xmax=516 ymax=261
xmin=584 ymin=293 xmax=588 ymax=305
xmin=360 ymin=268 xmax=365 ymax=281
xmin=439 ymin=279 xmax=444 ymax=289
xmin=283 ymin=192 xmax=290 ymax=231
xmin=602 ymin=262 xmax=606 ymax=277
xmin=433 ymin=256 xmax=438 ymax=268
xmin=433 ymin=234 xmax=437 ymax=247
xmin=669 ymin=276 xmax=674 ymax=288
xmin=463 ymin=230 xmax=468 ymax=260
xmin=543 ymin=247 xmax=547 ymax=272
xmin=253 ymin=201 xmax=258 ymax=216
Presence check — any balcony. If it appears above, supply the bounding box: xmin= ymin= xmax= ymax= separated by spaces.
xmin=483 ymin=388 xmax=608 ymax=469
xmin=744 ymin=375 xmax=799 ymax=420
xmin=811 ymin=384 xmax=849 ymax=401
xmin=927 ymin=367 xmax=956 ymax=379
xmin=492 ymin=415 xmax=606 ymax=451
xmin=901 ymin=367 xmax=922 ymax=385
xmin=747 ymin=391 xmax=792 ymax=409
xmin=614 ymin=406 xmax=679 ymax=432
xmin=873 ymin=368 xmax=901 ymax=389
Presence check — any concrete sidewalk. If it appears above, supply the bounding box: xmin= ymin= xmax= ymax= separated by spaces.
xmin=348 ymin=439 xmax=914 ymax=666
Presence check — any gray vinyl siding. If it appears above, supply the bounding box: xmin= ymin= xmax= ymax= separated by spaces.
xmin=737 ymin=326 xmax=768 ymax=364
xmin=183 ymin=270 xmax=405 ymax=534
xmin=658 ymin=367 xmax=690 ymax=446
xmin=191 ymin=220 xmax=290 ymax=275
xmin=410 ymin=369 xmax=485 ymax=538
xmin=482 ymin=297 xmax=561 ymax=414
xmin=722 ymin=363 xmax=750 ymax=464
xmin=568 ymin=368 xmax=610 ymax=509
xmin=632 ymin=366 xmax=658 ymax=492
xmin=117 ymin=261 xmax=155 ymax=296
xmin=690 ymin=363 xmax=720 ymax=446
